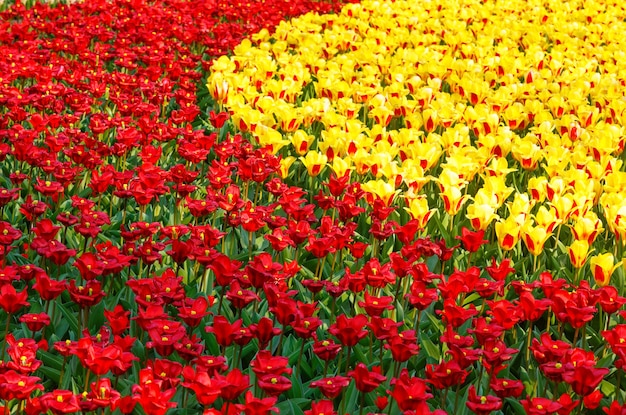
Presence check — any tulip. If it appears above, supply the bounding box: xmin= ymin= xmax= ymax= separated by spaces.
xmin=521 ymin=222 xmax=551 ymax=256
xmin=300 ymin=151 xmax=327 ymax=177
xmin=495 ymin=218 xmax=521 ymax=251
xmin=567 ymin=240 xmax=589 ymax=269
xmin=466 ymin=202 xmax=499 ymax=231
xmin=404 ymin=195 xmax=435 ymax=229
xmin=589 ymin=253 xmax=618 ymax=287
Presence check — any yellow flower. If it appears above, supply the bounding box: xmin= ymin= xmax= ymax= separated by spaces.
xmin=495 ymin=218 xmax=521 ymax=251
xmin=300 ymin=151 xmax=327 ymax=177
xmin=511 ymin=138 xmax=541 ymax=170
xmin=290 ymin=130 xmax=315 ymax=155
xmin=207 ymin=72 xmax=230 ymax=105
xmin=466 ymin=201 xmax=499 ymax=231
xmin=361 ymin=179 xmax=399 ymax=207
xmin=571 ymin=211 xmax=604 ymax=245
xmin=533 ymin=206 xmax=560 ymax=234
xmin=331 ymin=157 xmax=352 ymax=179
xmin=568 ymin=240 xmax=589 ymax=269
xmin=279 ymin=156 xmax=297 ymax=179
xmin=404 ymin=195 xmax=435 ymax=229
xmin=521 ymin=221 xmax=552 ymax=257
xmin=253 ymin=126 xmax=290 ymax=153
xmin=528 ymin=176 xmax=548 ymax=203
xmin=589 ymin=253 xmax=619 ymax=287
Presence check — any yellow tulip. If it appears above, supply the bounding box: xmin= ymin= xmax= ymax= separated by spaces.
xmin=439 ymin=185 xmax=468 ymax=216
xmin=533 ymin=206 xmax=560 ymax=233
xmin=528 ymin=176 xmax=548 ymax=203
xmin=290 ymin=130 xmax=315 ymax=155
xmin=589 ymin=253 xmax=618 ymax=287
xmin=331 ymin=157 xmax=352 ymax=179
xmin=300 ymin=151 xmax=327 ymax=177
xmin=207 ymin=72 xmax=230 ymax=105
xmin=568 ymin=240 xmax=590 ymax=269
xmin=495 ymin=218 xmax=521 ymax=251
xmin=279 ymin=156 xmax=296 ymax=179
xmin=253 ymin=126 xmax=290 ymax=153
xmin=361 ymin=179 xmax=399 ymax=207
xmin=571 ymin=212 xmax=604 ymax=245
xmin=466 ymin=202 xmax=499 ymax=231
xmin=521 ymin=222 xmax=552 ymax=256
xmin=511 ymin=138 xmax=541 ymax=170
xmin=404 ymin=195 xmax=435 ymax=229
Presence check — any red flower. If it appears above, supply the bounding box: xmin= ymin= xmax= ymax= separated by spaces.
xmin=235 ymin=391 xmax=278 ymax=415
xmin=251 ymin=317 xmax=282 ymax=349
xmin=19 ymin=312 xmax=51 ymax=332
xmin=214 ymin=368 xmax=250 ymax=401
xmin=348 ymin=363 xmax=386 ymax=393
xmin=466 ymin=386 xmax=502 ymax=415
xmin=181 ymin=366 xmax=223 ymax=406
xmin=312 ymin=337 xmax=342 ymax=361
xmin=583 ymin=390 xmax=603 ymax=410
xmin=386 ymin=330 xmax=420 ymax=362
xmin=328 ymin=314 xmax=369 ymax=347
xmin=0 ymin=221 xmax=22 ymax=246
xmin=178 ymin=296 xmax=212 ymax=328
xmin=406 ymin=280 xmax=439 ymax=310
xmin=0 ymin=283 xmax=29 ymax=314
xmin=305 ymin=400 xmax=336 ymax=415
xmin=86 ymin=377 xmax=122 ymax=411
xmin=104 ymin=305 xmax=130 ymax=335
xmin=437 ymin=299 xmax=478 ymax=328
xmin=358 ymin=291 xmax=395 ymax=317
xmin=598 ymin=286 xmax=626 ymax=314
xmin=73 ymin=252 xmax=105 ymax=281
xmin=225 ymin=280 xmax=260 ymax=309
xmin=132 ymin=380 xmax=177 ymax=415
xmin=604 ymin=401 xmax=626 ymax=415
xmin=457 ymin=227 xmax=488 ymax=253
xmin=310 ymin=376 xmax=351 ymax=399
xmin=250 ymin=351 xmax=292 ymax=378
xmin=68 ymin=280 xmax=106 ymax=308
xmin=257 ymin=374 xmax=292 ymax=396
xmin=517 ymin=291 xmax=551 ymax=322
xmin=485 ymin=258 xmax=515 ymax=281
xmin=0 ymin=370 xmax=44 ymax=401
xmin=562 ymin=364 xmax=608 ymax=397
xmin=489 ymin=377 xmax=524 ymax=399
xmin=531 ymin=333 xmax=571 ymax=365
xmin=521 ymin=397 xmax=563 ymax=415
xmin=40 ymin=390 xmax=81 ymax=415
xmin=145 ymin=319 xmax=186 ymax=356
xmin=5 ymin=335 xmax=42 ymax=374
xmin=205 ymin=316 xmax=242 ymax=348
xmin=426 ymin=360 xmax=468 ymax=389
xmin=390 ymin=369 xmax=432 ymax=412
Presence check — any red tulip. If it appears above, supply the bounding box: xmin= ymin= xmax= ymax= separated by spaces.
xmin=348 ymin=363 xmax=386 ymax=393
xmin=466 ymin=386 xmax=502 ymax=415
xmin=328 ymin=314 xmax=369 ymax=347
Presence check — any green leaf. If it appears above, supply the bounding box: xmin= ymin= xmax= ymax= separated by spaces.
xmin=420 ymin=335 xmax=441 ymax=361
xmin=55 ymin=300 xmax=80 ymax=336
xmin=425 ymin=311 xmax=444 ymax=333
xmin=275 ymin=398 xmax=307 ymax=415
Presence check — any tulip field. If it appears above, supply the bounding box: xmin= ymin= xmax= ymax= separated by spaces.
xmin=3 ymin=0 xmax=626 ymax=413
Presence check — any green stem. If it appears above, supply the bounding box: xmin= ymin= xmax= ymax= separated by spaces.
xmin=296 ymin=339 xmax=305 ymax=377
xmin=1 ymin=314 xmax=11 ymax=359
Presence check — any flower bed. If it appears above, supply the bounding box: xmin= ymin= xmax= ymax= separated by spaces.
xmin=2 ymin=0 xmax=626 ymax=414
